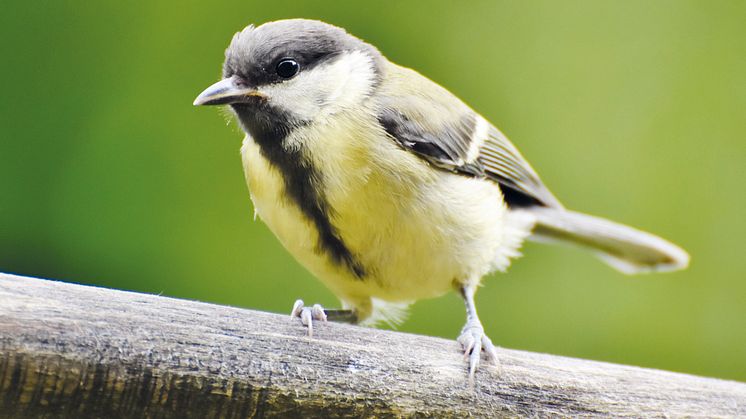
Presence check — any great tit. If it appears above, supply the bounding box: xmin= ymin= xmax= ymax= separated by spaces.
xmin=194 ymin=19 xmax=689 ymax=378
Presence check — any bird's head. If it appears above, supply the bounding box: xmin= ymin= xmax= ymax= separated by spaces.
xmin=194 ymin=19 xmax=383 ymax=140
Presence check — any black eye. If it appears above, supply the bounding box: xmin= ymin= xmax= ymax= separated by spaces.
xmin=276 ymin=58 xmax=299 ymax=78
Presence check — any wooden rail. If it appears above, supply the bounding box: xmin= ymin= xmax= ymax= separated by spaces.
xmin=0 ymin=273 xmax=744 ymax=418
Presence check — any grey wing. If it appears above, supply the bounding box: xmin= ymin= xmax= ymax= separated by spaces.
xmin=377 ymin=104 xmax=562 ymax=209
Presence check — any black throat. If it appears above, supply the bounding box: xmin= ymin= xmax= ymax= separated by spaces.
xmin=233 ymin=104 xmax=366 ymax=279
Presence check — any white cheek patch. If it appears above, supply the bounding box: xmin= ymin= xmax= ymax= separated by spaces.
xmin=322 ymin=50 xmax=377 ymax=109
xmin=257 ymin=50 xmax=377 ymax=121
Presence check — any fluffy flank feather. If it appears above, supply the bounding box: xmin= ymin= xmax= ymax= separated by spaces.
xmin=361 ymin=298 xmax=412 ymax=328
xmin=492 ymin=209 xmax=536 ymax=272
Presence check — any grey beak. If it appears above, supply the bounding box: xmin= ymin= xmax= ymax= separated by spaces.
xmin=193 ymin=76 xmax=265 ymax=106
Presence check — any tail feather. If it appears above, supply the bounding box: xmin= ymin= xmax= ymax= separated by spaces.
xmin=519 ymin=207 xmax=689 ymax=274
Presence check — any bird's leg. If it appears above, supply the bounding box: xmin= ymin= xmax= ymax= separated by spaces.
xmin=290 ymin=299 xmax=357 ymax=337
xmin=457 ymin=284 xmax=500 ymax=380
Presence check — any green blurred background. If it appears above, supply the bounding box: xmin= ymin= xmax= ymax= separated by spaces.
xmin=2 ymin=1 xmax=745 ymax=382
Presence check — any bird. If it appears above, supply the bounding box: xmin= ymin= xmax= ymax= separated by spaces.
xmin=194 ymin=18 xmax=689 ymax=379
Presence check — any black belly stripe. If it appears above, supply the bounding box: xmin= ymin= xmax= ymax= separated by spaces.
xmin=234 ymin=104 xmax=366 ymax=279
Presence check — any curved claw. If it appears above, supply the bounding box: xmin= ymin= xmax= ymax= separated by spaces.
xmin=291 ymin=299 xmax=305 ymax=319
xmin=458 ymin=324 xmax=501 ymax=380
xmin=468 ymin=338 xmax=482 ymax=379
xmin=481 ymin=334 xmax=499 ymax=363
xmin=290 ymin=299 xmax=327 ymax=337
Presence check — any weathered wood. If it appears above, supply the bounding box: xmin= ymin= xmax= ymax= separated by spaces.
xmin=0 ymin=273 xmax=743 ymax=418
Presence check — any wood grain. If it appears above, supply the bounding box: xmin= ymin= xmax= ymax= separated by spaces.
xmin=0 ymin=273 xmax=744 ymax=418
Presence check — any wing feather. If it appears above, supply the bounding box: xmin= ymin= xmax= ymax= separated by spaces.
xmin=480 ymin=124 xmax=562 ymax=208
xmin=376 ymin=64 xmax=561 ymax=208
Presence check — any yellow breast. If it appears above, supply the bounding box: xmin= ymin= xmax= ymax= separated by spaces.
xmin=239 ymin=110 xmax=523 ymax=312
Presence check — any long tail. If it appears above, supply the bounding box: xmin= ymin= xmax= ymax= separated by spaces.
xmin=518 ymin=207 xmax=689 ymax=274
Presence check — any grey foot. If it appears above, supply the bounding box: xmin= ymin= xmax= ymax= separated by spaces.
xmin=457 ymin=322 xmax=500 ymax=380
xmin=290 ymin=299 xmax=327 ymax=337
